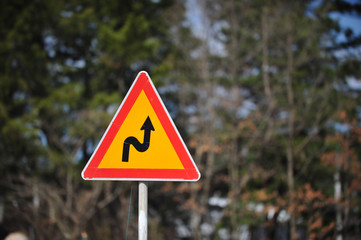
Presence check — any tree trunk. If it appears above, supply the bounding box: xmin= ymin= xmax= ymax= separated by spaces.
xmin=286 ymin=27 xmax=297 ymax=240
xmin=189 ymin=2 xmax=217 ymax=239
xmin=262 ymin=6 xmax=276 ymax=142
xmin=335 ymin=153 xmax=343 ymax=240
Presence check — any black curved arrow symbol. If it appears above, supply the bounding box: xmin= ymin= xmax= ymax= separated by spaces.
xmin=122 ymin=116 xmax=155 ymax=162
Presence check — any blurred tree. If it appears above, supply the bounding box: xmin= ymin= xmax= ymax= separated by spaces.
xmin=1 ymin=0 xmax=361 ymax=239
xmin=177 ymin=0 xmax=359 ymax=239
xmin=1 ymin=0 xmax=175 ymax=239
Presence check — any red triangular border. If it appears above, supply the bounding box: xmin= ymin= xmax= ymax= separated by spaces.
xmin=81 ymin=71 xmax=200 ymax=181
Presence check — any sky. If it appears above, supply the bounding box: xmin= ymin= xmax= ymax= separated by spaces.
xmin=184 ymin=0 xmax=361 ymax=81
xmin=330 ymin=12 xmax=361 ymax=42
xmin=185 ymin=0 xmax=361 ymax=48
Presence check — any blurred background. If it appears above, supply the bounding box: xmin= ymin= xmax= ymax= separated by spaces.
xmin=1 ymin=0 xmax=361 ymax=239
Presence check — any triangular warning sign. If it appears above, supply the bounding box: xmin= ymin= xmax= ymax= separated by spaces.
xmin=82 ymin=71 xmax=200 ymax=181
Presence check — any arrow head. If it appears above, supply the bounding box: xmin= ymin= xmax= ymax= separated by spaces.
xmin=141 ymin=116 xmax=155 ymax=131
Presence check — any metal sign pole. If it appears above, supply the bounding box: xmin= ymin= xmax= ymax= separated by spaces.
xmin=138 ymin=182 xmax=148 ymax=240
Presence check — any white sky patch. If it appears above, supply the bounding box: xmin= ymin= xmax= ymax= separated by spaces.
xmin=185 ymin=0 xmax=204 ymax=39
xmin=277 ymin=209 xmax=290 ymax=223
xmin=65 ymin=59 xmax=86 ymax=68
xmin=330 ymin=12 xmax=361 ymax=36
xmin=175 ymin=219 xmax=191 ymax=238
xmin=208 ymin=195 xmax=230 ymax=208
xmin=334 ymin=122 xmax=351 ymax=133
xmin=185 ymin=0 xmax=227 ymax=56
xmin=237 ymin=100 xmax=257 ymax=119
xmin=346 ymin=76 xmax=361 ymax=90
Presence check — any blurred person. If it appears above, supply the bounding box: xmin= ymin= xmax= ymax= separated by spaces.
xmin=4 ymin=232 xmax=28 ymax=240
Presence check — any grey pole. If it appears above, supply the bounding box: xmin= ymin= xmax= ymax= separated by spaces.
xmin=138 ymin=182 xmax=148 ymax=240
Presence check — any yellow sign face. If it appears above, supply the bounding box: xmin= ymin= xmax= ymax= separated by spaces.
xmin=98 ymin=90 xmax=184 ymax=169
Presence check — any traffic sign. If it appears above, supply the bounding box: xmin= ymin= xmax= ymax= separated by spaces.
xmin=81 ymin=71 xmax=200 ymax=181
